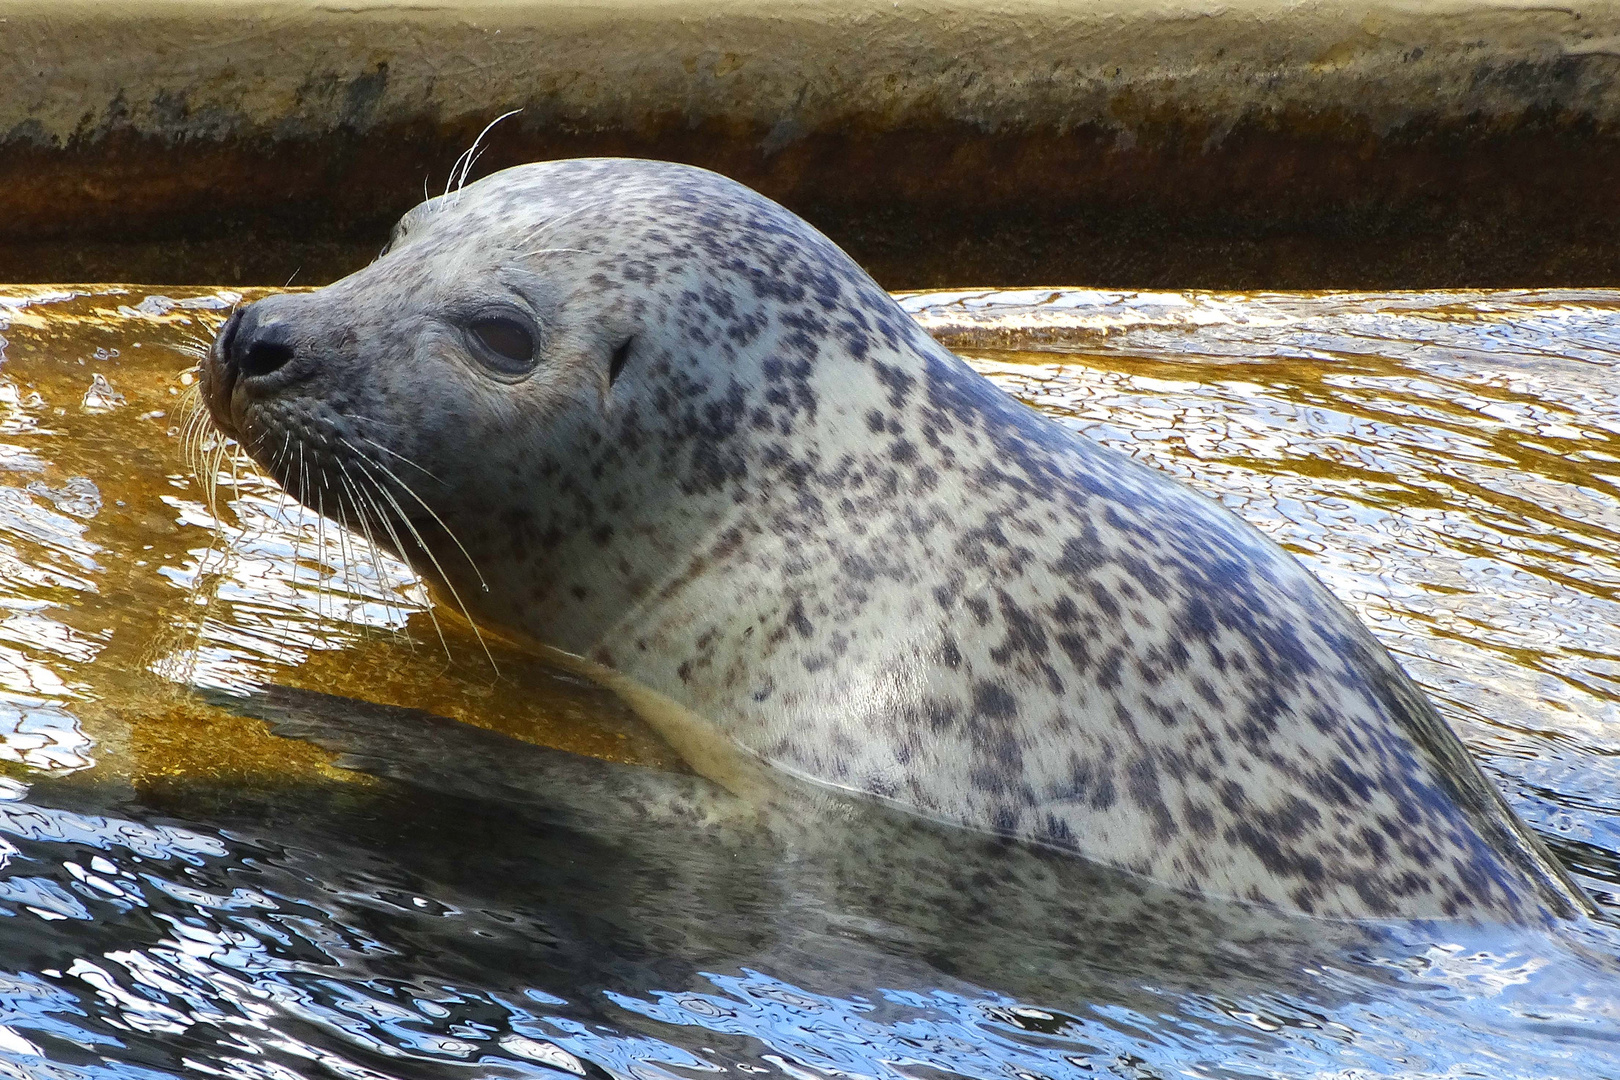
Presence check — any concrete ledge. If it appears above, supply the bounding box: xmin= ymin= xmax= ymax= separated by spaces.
xmin=3 ymin=0 xmax=1619 ymax=287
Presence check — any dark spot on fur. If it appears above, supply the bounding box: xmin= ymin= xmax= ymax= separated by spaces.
xmin=786 ymin=598 xmax=814 ymax=639
xmin=972 ymin=681 xmax=1018 ymax=720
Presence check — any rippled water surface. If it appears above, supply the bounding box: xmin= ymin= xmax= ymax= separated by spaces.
xmin=0 ymin=286 xmax=1616 ymax=1078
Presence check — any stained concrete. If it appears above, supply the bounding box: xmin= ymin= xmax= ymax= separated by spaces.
xmin=2 ymin=0 xmax=1618 ymax=287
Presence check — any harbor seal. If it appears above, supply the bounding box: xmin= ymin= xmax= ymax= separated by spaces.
xmin=198 ymin=158 xmax=1589 ymax=922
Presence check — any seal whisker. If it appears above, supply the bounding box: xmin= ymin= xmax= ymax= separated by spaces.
xmin=444 ymin=109 xmax=522 ymax=206
xmin=289 ymin=438 xmax=311 ymax=626
xmin=168 ymin=381 xmax=225 ymax=676
xmin=178 ymin=389 xmax=204 ymax=481
xmin=518 ymin=201 xmax=593 ymax=239
xmin=211 ymin=439 xmax=232 ymax=520
xmin=339 ymin=437 xmax=489 ymax=592
xmin=337 ymin=425 xmax=445 ymax=484
xmin=334 ymin=470 xmax=387 ymax=617
xmin=201 ymin=434 xmax=229 ymax=522
xmin=294 ymin=438 xmax=309 ymax=508
xmin=358 ymin=471 xmax=451 ymax=654
xmin=170 ymin=505 xmax=228 ymax=689
xmin=265 ymin=432 xmax=308 ymax=666
xmin=317 ymin=464 xmax=344 ymax=631
xmin=194 ymin=425 xmax=215 ymax=494
xmin=176 ymin=332 xmax=217 ymax=357
xmin=310 ymin=465 xmax=331 ymax=631
xmin=179 ymin=395 xmax=197 ymax=461
xmin=512 ymin=199 xmax=606 ymax=256
xmin=345 ymin=449 xmax=497 ymax=671
xmin=180 ymin=389 xmax=208 ymax=504
xmin=225 ymin=438 xmax=247 ymax=518
xmin=319 ymin=476 xmax=345 ymax=631
xmin=344 ymin=445 xmax=485 ymax=601
xmin=336 ymin=458 xmax=416 ymax=645
xmin=327 ymin=475 xmax=369 ymax=630
xmin=339 ymin=456 xmax=452 ymax=660
xmin=339 ymin=470 xmax=411 ymax=645
xmin=324 ymin=465 xmax=369 ymax=622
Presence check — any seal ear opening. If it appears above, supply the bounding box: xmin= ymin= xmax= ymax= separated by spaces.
xmin=609 ymin=338 xmax=634 ymax=386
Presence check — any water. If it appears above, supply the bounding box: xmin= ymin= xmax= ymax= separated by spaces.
xmin=0 ymin=285 xmax=1615 ymax=1078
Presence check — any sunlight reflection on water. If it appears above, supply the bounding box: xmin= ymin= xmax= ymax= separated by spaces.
xmin=0 ymin=287 xmax=1610 ymax=1077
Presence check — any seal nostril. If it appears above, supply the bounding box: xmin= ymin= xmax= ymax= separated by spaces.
xmin=222 ymin=302 xmax=302 ymax=388
xmin=242 ymin=339 xmax=296 ymax=380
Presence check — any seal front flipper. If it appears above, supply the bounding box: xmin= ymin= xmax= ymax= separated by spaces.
xmin=203 ymin=685 xmax=760 ymax=837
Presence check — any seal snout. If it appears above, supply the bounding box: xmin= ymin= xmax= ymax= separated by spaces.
xmin=201 ymin=298 xmax=313 ymax=435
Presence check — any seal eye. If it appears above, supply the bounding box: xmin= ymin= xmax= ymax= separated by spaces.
xmin=467 ymin=315 xmax=537 ymax=375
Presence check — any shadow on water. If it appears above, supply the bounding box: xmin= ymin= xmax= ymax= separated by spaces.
xmin=0 ymin=287 xmax=1614 ymax=1076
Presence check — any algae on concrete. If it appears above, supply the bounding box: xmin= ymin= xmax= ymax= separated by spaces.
xmin=2 ymin=0 xmax=1618 ymax=287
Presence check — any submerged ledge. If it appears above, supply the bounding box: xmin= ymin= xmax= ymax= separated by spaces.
xmin=3 ymin=0 xmax=1620 ymax=289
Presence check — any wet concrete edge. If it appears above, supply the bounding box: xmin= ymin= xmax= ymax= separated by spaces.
xmin=2 ymin=0 xmax=1619 ymax=288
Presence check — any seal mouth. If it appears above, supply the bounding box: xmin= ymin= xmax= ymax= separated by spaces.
xmin=204 ymin=378 xmax=443 ymax=561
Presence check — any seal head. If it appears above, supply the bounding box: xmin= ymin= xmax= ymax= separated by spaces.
xmin=201 ymin=159 xmax=1587 ymax=922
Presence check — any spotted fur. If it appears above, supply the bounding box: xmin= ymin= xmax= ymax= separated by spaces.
xmin=202 ymin=159 xmax=1588 ymax=921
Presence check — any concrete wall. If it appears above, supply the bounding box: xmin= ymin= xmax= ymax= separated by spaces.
xmin=2 ymin=0 xmax=1618 ymax=288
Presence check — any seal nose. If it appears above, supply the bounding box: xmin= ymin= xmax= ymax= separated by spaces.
xmin=223 ymin=303 xmax=298 ymax=383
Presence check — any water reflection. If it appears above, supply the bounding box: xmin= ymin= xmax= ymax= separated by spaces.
xmin=0 ymin=286 xmax=1612 ymax=1077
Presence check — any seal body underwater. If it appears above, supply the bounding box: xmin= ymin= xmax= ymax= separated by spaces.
xmin=199 ymin=158 xmax=1589 ymax=922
